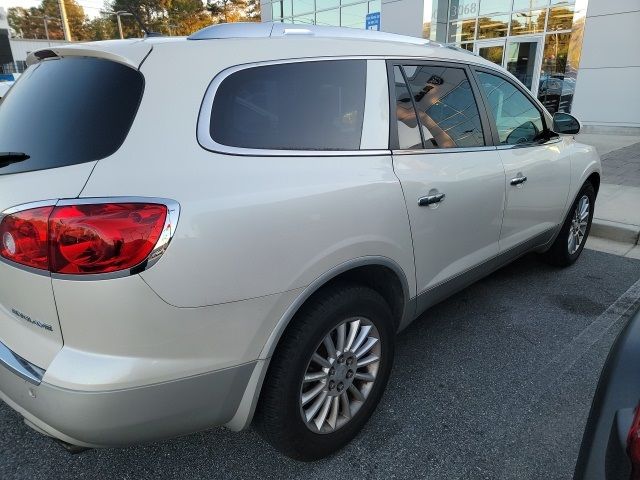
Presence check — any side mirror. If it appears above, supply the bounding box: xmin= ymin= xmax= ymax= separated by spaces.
xmin=552 ymin=112 xmax=581 ymax=135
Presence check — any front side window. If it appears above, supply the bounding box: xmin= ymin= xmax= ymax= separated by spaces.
xmin=477 ymin=71 xmax=546 ymax=145
xmin=397 ymin=64 xmax=485 ymax=149
xmin=209 ymin=60 xmax=366 ymax=151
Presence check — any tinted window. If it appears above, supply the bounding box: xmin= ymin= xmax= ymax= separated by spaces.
xmin=393 ymin=66 xmax=423 ymax=150
xmin=0 ymin=57 xmax=144 ymax=176
xmin=400 ymin=64 xmax=485 ymax=148
xmin=477 ymin=71 xmax=545 ymax=145
xmin=210 ymin=60 xmax=366 ymax=151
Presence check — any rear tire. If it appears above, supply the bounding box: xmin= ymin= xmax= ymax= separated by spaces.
xmin=542 ymin=181 xmax=595 ymax=267
xmin=254 ymin=283 xmax=395 ymax=461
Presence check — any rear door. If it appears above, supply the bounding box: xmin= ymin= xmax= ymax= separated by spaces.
xmin=389 ymin=61 xmax=506 ymax=306
xmin=0 ymin=55 xmax=145 ymax=369
xmin=473 ymin=68 xmax=571 ymax=251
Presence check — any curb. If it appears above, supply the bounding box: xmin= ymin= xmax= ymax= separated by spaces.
xmin=591 ymin=218 xmax=640 ymax=245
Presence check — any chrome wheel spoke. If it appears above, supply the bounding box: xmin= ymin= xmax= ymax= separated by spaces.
xmin=301 ymin=382 xmax=325 ymax=406
xmin=327 ymin=396 xmax=339 ymax=430
xmin=350 ymin=324 xmax=372 ymax=353
xmin=355 ymin=337 xmax=378 ymax=358
xmin=357 ymin=354 xmax=380 ymax=368
xmin=336 ymin=323 xmax=346 ymax=355
xmin=354 ymin=371 xmax=375 ymax=382
xmin=304 ymin=371 xmax=327 ymax=383
xmin=305 ymin=390 xmax=328 ymax=421
xmin=340 ymin=392 xmax=351 ymax=419
xmin=323 ymin=335 xmax=337 ymax=360
xmin=314 ymin=396 xmax=332 ymax=430
xmin=311 ymin=352 xmax=331 ymax=368
xmin=348 ymin=384 xmax=365 ymax=402
xmin=344 ymin=319 xmax=360 ymax=351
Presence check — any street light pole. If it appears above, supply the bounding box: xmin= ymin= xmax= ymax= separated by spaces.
xmin=116 ymin=13 xmax=124 ymax=39
xmin=102 ymin=11 xmax=133 ymax=39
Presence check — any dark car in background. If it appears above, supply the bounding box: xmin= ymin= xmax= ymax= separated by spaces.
xmin=575 ymin=305 xmax=640 ymax=479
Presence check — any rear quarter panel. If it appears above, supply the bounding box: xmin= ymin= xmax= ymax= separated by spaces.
xmin=79 ymin=40 xmax=416 ymax=308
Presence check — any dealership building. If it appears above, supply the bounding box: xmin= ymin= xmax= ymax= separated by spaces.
xmin=261 ymin=0 xmax=640 ymax=132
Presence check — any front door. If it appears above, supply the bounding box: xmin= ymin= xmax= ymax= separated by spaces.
xmin=474 ymin=67 xmax=571 ymax=252
xmin=389 ymin=62 xmax=506 ymax=298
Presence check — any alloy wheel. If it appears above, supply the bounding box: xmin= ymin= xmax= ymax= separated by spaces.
xmin=299 ymin=317 xmax=381 ymax=434
xmin=568 ymin=195 xmax=590 ymax=255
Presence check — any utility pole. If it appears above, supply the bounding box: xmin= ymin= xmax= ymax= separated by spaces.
xmin=58 ymin=0 xmax=71 ymax=41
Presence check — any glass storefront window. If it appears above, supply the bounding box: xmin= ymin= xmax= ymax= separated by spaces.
xmin=448 ymin=18 xmax=476 ymax=42
xmin=449 ymin=0 xmax=480 ymax=19
xmin=505 ymin=41 xmax=538 ymax=89
xmin=293 ymin=13 xmax=315 ymax=23
xmin=283 ymin=0 xmax=293 ymax=17
xmin=292 ymin=0 xmax=315 ymax=16
xmin=316 ymin=0 xmax=339 ymax=11
xmin=460 ymin=42 xmax=475 ymax=51
xmin=368 ymin=0 xmax=381 ymax=13
xmin=272 ymin=1 xmax=283 ymax=19
xmin=512 ymin=0 xmax=548 ymax=10
xmin=478 ymin=44 xmax=504 ymax=64
xmin=479 ymin=0 xmax=512 ymax=14
xmin=547 ymin=5 xmax=575 ymax=31
xmin=341 ymin=3 xmax=368 ymax=28
xmin=477 ymin=14 xmax=509 ymax=39
xmin=316 ymin=8 xmax=339 ymax=26
xmin=538 ymin=32 xmax=574 ymax=112
xmin=510 ymin=9 xmax=546 ymax=35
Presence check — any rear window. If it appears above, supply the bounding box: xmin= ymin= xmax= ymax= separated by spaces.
xmin=209 ymin=60 xmax=366 ymax=151
xmin=0 ymin=56 xmax=144 ymax=175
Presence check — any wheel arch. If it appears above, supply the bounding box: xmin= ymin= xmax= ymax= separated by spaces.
xmin=224 ymin=256 xmax=413 ymax=431
xmin=261 ymin=256 xmax=412 ymax=361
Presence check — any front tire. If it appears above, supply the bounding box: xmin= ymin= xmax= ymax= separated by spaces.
xmin=254 ymin=283 xmax=395 ymax=461
xmin=542 ymin=181 xmax=595 ymax=267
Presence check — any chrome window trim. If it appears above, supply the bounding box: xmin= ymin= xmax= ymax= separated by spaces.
xmin=392 ymin=146 xmax=498 ymax=155
xmin=0 ymin=196 xmax=180 ymax=281
xmin=197 ymin=56 xmax=384 ymax=157
xmin=0 ymin=338 xmax=45 ymax=385
xmin=494 ymin=136 xmax=563 ymax=150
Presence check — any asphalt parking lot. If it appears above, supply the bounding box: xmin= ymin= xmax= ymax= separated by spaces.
xmin=1 ymin=249 xmax=640 ymax=480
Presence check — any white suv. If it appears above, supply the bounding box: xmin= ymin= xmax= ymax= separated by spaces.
xmin=0 ymin=23 xmax=600 ymax=460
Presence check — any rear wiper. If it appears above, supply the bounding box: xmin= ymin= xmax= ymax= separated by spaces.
xmin=0 ymin=152 xmax=30 ymax=169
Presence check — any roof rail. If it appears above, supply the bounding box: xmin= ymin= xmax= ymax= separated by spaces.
xmin=188 ymin=22 xmax=440 ymax=47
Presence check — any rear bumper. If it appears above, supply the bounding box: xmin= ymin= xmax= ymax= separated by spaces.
xmin=0 ymin=350 xmax=255 ymax=447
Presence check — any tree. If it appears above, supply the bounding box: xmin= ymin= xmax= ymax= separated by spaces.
xmin=8 ymin=0 xmax=90 ymax=41
xmin=207 ymin=0 xmax=258 ymax=23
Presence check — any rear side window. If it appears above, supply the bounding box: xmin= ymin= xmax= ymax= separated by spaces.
xmin=209 ymin=60 xmax=366 ymax=151
xmin=395 ymin=64 xmax=485 ymax=149
xmin=0 ymin=57 xmax=144 ymax=176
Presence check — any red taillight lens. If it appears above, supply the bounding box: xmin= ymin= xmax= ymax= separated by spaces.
xmin=629 ymin=405 xmax=640 ymax=479
xmin=49 ymin=203 xmax=167 ymax=274
xmin=0 ymin=202 xmax=168 ymax=275
xmin=0 ymin=206 xmax=54 ymax=270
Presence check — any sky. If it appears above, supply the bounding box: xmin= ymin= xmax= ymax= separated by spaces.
xmin=0 ymin=0 xmax=106 ymax=18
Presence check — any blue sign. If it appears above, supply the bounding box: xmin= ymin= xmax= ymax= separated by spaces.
xmin=366 ymin=12 xmax=380 ymax=31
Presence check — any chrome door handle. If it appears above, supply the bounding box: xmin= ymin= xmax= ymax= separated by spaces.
xmin=510 ymin=176 xmax=527 ymax=186
xmin=418 ymin=193 xmax=446 ymax=206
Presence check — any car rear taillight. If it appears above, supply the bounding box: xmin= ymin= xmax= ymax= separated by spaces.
xmin=628 ymin=404 xmax=640 ymax=479
xmin=0 ymin=202 xmax=171 ymax=275
xmin=0 ymin=206 xmax=53 ymax=270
